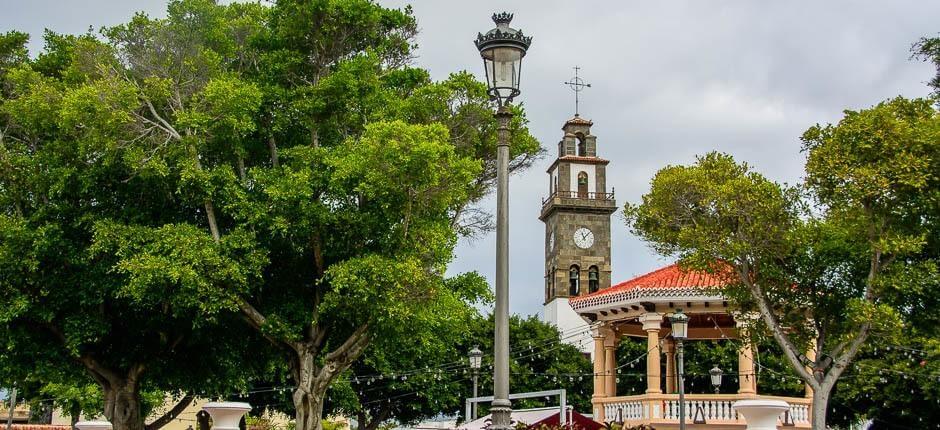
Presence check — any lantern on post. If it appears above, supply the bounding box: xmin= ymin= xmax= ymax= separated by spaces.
xmin=474 ymin=13 xmax=532 ymax=107
xmin=710 ymin=365 xmax=724 ymax=394
xmin=670 ymin=309 xmax=690 ymax=430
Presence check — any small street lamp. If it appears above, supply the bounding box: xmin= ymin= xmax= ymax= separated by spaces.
xmin=468 ymin=346 xmax=483 ymax=419
xmin=474 ymin=12 xmax=531 ymax=430
xmin=710 ymin=366 xmax=724 ymax=394
xmin=670 ymin=309 xmax=690 ymax=430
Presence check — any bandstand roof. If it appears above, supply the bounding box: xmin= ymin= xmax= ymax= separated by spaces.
xmin=570 ymin=264 xmax=733 ymax=326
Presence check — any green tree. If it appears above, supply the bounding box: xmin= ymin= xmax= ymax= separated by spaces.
xmin=275 ymin=314 xmax=593 ymax=429
xmin=1 ymin=3 xmax=543 ymax=430
xmin=0 ymin=24 xmax=265 ymax=430
xmin=463 ymin=315 xmax=593 ymax=418
xmin=913 ymin=34 xmax=940 ymax=98
xmin=623 ymin=97 xmax=939 ymax=429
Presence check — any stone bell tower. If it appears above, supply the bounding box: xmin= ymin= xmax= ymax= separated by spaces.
xmin=539 ymin=115 xmax=617 ymax=352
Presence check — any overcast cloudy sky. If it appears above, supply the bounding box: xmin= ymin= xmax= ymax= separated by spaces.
xmin=3 ymin=0 xmax=938 ymax=317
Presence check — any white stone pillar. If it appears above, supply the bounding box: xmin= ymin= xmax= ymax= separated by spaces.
xmin=75 ymin=421 xmax=112 ymax=430
xmin=732 ymin=400 xmax=789 ymax=430
xmin=203 ymin=402 xmax=252 ymax=430
xmin=640 ymin=313 xmax=663 ymax=394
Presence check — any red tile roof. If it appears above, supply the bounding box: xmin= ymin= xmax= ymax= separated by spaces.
xmin=563 ymin=115 xmax=593 ymax=127
xmin=570 ymin=263 xmax=730 ymax=306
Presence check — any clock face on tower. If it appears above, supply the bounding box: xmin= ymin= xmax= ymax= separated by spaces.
xmin=573 ymin=227 xmax=595 ymax=249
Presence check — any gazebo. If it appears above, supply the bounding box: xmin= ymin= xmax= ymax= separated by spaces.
xmin=569 ymin=264 xmax=813 ymax=429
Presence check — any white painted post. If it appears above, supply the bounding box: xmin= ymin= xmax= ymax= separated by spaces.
xmin=732 ymin=400 xmax=789 ymax=430
xmin=202 ymin=402 xmax=251 ymax=430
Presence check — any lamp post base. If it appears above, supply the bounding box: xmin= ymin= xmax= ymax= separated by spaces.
xmin=489 ymin=399 xmax=513 ymax=430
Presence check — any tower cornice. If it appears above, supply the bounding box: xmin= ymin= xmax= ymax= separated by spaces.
xmin=546 ymin=155 xmax=609 ymax=173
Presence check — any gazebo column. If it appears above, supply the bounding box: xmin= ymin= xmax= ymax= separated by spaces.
xmin=736 ymin=318 xmax=757 ymax=395
xmin=592 ymin=328 xmax=607 ymax=421
xmin=640 ymin=313 xmax=663 ymax=394
xmin=664 ymin=339 xmax=676 ymax=394
xmin=604 ymin=329 xmax=617 ymax=397
xmin=805 ymin=339 xmax=816 ymax=398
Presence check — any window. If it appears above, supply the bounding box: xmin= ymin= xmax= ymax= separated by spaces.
xmin=577 ymin=133 xmax=586 ymax=156
xmin=569 ymin=265 xmax=580 ymax=296
xmin=577 ymin=172 xmax=588 ymax=197
xmin=589 ymin=266 xmax=599 ymax=293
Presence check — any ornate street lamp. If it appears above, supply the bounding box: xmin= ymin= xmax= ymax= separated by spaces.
xmin=468 ymin=346 xmax=483 ymax=419
xmin=670 ymin=309 xmax=690 ymax=430
xmin=474 ymin=12 xmax=531 ymax=430
xmin=710 ymin=365 xmax=724 ymax=394
xmin=475 ymin=13 xmax=532 ymax=108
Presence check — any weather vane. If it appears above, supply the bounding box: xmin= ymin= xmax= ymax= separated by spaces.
xmin=564 ymin=66 xmax=591 ymax=116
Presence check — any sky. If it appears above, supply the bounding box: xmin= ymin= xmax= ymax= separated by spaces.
xmin=3 ymin=0 xmax=938 ymax=317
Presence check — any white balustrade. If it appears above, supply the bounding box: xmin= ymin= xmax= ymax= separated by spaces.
xmin=598 ymin=395 xmax=811 ymax=427
xmin=603 ymin=400 xmax=645 ymax=422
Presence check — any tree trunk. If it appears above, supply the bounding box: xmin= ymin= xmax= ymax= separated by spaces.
xmin=810 ymin=382 xmax=830 ymax=430
xmin=103 ymin=383 xmax=144 ymax=430
xmin=292 ymin=386 xmax=325 ymax=430
xmin=292 ymin=349 xmax=326 ymax=430
xmin=68 ymin=403 xmax=80 ymax=430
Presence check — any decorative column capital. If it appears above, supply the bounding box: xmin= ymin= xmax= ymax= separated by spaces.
xmin=639 ymin=312 xmax=663 ymax=331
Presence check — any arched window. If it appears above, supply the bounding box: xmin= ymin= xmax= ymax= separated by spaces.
xmin=569 ymin=265 xmax=580 ymax=296
xmin=589 ymin=266 xmax=599 ymax=293
xmin=577 ymin=172 xmax=589 ymax=198
xmin=577 ymin=134 xmax=586 ymax=156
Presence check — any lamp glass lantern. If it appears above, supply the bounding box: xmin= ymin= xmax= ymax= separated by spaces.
xmin=670 ymin=309 xmax=689 ymax=339
xmin=469 ymin=346 xmax=483 ymax=370
xmin=474 ymin=13 xmax=532 ymax=107
xmin=710 ymin=365 xmax=723 ymax=393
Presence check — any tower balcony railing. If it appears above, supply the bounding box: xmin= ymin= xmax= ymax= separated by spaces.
xmin=541 ymin=190 xmax=615 ymax=205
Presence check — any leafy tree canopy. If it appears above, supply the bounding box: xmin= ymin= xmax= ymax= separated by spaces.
xmin=624 ymin=97 xmax=939 ymax=429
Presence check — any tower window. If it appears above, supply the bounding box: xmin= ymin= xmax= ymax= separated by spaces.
xmin=569 ymin=265 xmax=580 ymax=296
xmin=577 ymin=172 xmax=589 ymax=197
xmin=577 ymin=134 xmax=586 ymax=156
xmin=589 ymin=266 xmax=599 ymax=293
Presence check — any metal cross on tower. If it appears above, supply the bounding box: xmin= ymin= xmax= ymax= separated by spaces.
xmin=564 ymin=66 xmax=591 ymax=116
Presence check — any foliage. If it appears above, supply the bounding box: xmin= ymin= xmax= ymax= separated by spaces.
xmin=623 ymin=97 xmax=939 ymax=428
xmin=2 ymin=2 xmax=541 ymax=430
xmin=466 ymin=315 xmax=593 ymax=417
xmin=913 ymin=34 xmax=940 ymax=98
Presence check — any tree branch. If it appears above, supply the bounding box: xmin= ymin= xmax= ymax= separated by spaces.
xmin=145 ymin=394 xmax=194 ymax=430
xmin=735 ymin=263 xmax=818 ymax=387
xmin=237 ymin=298 xmax=297 ymax=352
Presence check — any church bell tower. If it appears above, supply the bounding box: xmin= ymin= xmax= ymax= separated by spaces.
xmin=539 ymin=114 xmax=617 ymax=349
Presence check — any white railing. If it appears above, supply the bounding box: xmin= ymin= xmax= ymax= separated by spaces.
xmin=663 ymin=399 xmax=737 ymax=421
xmin=603 ymin=400 xmax=646 ymax=422
xmin=596 ymin=394 xmax=812 ymax=428
xmin=785 ymin=403 xmax=811 ymax=424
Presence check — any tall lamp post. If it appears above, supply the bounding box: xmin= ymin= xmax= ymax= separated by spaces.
xmin=474 ymin=12 xmax=531 ymax=430
xmin=468 ymin=346 xmax=483 ymax=420
xmin=670 ymin=309 xmax=690 ymax=430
